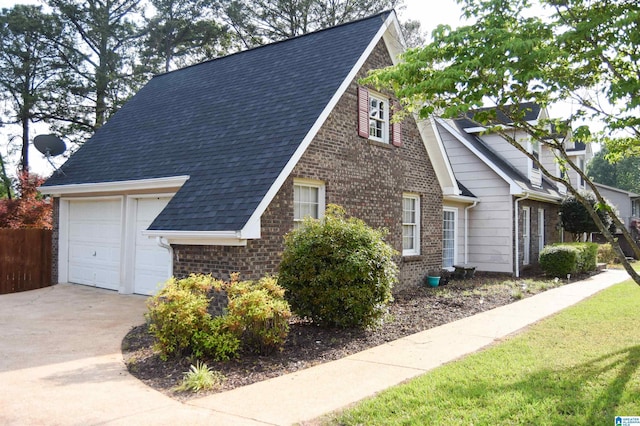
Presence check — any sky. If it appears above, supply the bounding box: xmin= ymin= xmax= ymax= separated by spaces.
xmin=0 ymin=0 xmax=465 ymax=178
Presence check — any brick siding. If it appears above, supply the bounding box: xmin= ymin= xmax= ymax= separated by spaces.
xmin=51 ymin=197 xmax=59 ymax=285
xmin=173 ymin=40 xmax=444 ymax=292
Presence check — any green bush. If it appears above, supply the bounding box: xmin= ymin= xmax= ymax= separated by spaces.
xmin=278 ymin=204 xmax=398 ymax=328
xmin=146 ymin=273 xmax=290 ymax=360
xmin=572 ymin=242 xmax=598 ymax=273
xmin=540 ymin=245 xmax=578 ymax=277
xmin=190 ymin=316 xmax=240 ymax=361
xmin=226 ymin=275 xmax=291 ymax=355
xmin=146 ymin=274 xmax=237 ymax=361
xmin=539 ymin=243 xmax=598 ymax=277
xmin=597 ymin=243 xmax=617 ymax=264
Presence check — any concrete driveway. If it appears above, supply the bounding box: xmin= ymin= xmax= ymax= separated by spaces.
xmin=0 ymin=283 xmax=260 ymax=426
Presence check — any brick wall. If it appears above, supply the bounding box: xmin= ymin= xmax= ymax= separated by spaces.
xmin=173 ymin=40 xmax=443 ymax=291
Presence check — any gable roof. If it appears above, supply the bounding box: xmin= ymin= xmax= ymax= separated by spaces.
xmin=436 ymin=118 xmax=562 ymax=201
xmin=42 ymin=11 xmax=397 ymax=236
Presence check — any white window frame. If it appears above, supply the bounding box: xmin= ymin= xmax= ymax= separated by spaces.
xmin=402 ymin=193 xmax=420 ymax=256
xmin=368 ymin=91 xmax=389 ymax=144
xmin=293 ymin=179 xmax=325 ymax=226
xmin=442 ymin=207 xmax=458 ymax=269
xmin=538 ymin=208 xmax=545 ymax=253
xmin=523 ymin=206 xmax=531 ymax=265
xmin=578 ymin=157 xmax=585 ymax=188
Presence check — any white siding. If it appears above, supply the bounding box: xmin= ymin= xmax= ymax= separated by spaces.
xmin=440 ymin=129 xmax=514 ymax=273
xmin=477 ymin=131 xmax=530 ymax=179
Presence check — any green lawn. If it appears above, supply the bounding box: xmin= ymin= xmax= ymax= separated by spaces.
xmin=328 ymin=278 xmax=640 ymax=425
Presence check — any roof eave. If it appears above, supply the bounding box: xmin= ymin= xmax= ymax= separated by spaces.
xmin=39 ymin=175 xmax=190 ymax=196
xmin=141 ymin=230 xmax=248 ymax=246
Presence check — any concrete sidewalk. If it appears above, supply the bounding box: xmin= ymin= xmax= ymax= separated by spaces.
xmin=0 ymin=269 xmax=630 ymax=425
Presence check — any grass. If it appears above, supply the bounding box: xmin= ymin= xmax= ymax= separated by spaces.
xmin=328 ymin=278 xmax=640 ymax=425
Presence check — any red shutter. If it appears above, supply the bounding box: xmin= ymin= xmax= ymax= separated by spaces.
xmin=357 ymin=86 xmax=369 ymax=138
xmin=391 ymin=101 xmax=403 ymax=147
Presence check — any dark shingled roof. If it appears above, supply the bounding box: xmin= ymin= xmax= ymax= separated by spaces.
xmin=43 ymin=12 xmax=391 ymax=232
xmin=456 ymin=180 xmax=476 ymax=198
xmin=456 ymin=102 xmax=542 ymax=130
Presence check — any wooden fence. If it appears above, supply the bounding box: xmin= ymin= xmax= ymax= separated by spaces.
xmin=0 ymin=229 xmax=52 ymax=294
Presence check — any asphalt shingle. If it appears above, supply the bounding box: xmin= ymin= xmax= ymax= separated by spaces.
xmin=43 ymin=12 xmax=391 ymax=232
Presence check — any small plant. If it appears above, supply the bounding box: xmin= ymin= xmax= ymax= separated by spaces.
xmin=175 ymin=361 xmax=224 ymax=393
xmin=539 ymin=245 xmax=578 ymax=277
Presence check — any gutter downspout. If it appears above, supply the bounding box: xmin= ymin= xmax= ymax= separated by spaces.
xmin=514 ymin=194 xmax=531 ymax=278
xmin=464 ymin=200 xmax=478 ymax=264
xmin=156 ymin=236 xmax=173 ymax=278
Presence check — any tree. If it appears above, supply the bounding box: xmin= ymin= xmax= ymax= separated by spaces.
xmin=140 ymin=0 xmax=231 ymax=74
xmin=0 ymin=5 xmax=65 ymax=172
xmin=560 ymin=191 xmax=615 ymax=239
xmin=220 ymin=0 xmax=403 ymax=45
xmin=46 ymin=0 xmax=143 ymax=140
xmin=0 ymin=172 xmax=52 ymax=229
xmin=587 ymin=147 xmax=640 ymax=194
xmin=363 ymin=0 xmax=640 ymax=284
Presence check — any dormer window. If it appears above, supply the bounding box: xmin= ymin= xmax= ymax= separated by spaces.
xmin=531 ymin=140 xmax=540 ymax=170
xmin=358 ymin=86 xmax=402 ymax=147
xmin=528 ymin=139 xmax=542 ymax=187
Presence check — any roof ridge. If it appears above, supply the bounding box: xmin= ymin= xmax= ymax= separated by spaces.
xmin=151 ymin=10 xmax=393 ymax=79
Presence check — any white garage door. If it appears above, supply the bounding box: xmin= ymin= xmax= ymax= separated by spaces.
xmin=68 ymin=199 xmax=122 ymax=290
xmin=133 ymin=197 xmax=172 ymax=295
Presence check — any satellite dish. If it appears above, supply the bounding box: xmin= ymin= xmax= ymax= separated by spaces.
xmin=33 ymin=134 xmax=66 ymax=175
xmin=34 ymin=134 xmax=66 ymax=157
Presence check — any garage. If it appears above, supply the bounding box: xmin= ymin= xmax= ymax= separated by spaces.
xmin=67 ymin=199 xmax=122 ymax=291
xmin=64 ymin=196 xmax=172 ymax=295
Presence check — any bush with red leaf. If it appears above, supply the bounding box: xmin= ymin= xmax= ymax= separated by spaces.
xmin=0 ymin=172 xmax=52 ymax=229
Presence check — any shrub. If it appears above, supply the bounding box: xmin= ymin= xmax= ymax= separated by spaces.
xmin=539 ymin=243 xmax=598 ymax=277
xmin=226 ymin=275 xmax=291 ymax=355
xmin=190 ymin=316 xmax=240 ymax=361
xmin=539 ymin=245 xmax=578 ymax=277
xmin=146 ymin=274 xmax=235 ymax=360
xmin=597 ymin=243 xmax=617 ymax=264
xmin=278 ymin=204 xmax=398 ymax=328
xmin=572 ymin=242 xmax=598 ymax=273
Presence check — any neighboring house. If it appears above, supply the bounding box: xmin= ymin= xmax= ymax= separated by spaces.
xmin=40 ymin=11 xmax=454 ymax=295
xmin=591 ymin=182 xmax=640 ymax=258
xmin=432 ymin=103 xmax=590 ymax=276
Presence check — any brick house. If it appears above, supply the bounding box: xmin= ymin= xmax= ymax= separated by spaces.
xmin=41 ymin=11 xmax=453 ymax=295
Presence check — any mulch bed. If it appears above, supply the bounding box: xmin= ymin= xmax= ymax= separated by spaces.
xmin=121 ymin=270 xmax=579 ymax=401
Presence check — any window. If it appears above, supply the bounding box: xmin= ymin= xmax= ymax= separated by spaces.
xmin=578 ymin=158 xmax=585 ymax=187
xmin=293 ymin=180 xmax=325 ymax=226
xmin=538 ymin=208 xmax=545 ymax=253
xmin=402 ymin=194 xmax=420 ymax=256
xmin=531 ymin=140 xmax=540 ymax=170
xmin=443 ymin=208 xmax=457 ymax=268
xmin=633 ymin=199 xmax=640 ymax=218
xmin=357 ymin=86 xmax=402 ymax=146
xmin=369 ymin=94 xmax=388 ymax=143
xmin=522 ymin=206 xmax=531 ymax=265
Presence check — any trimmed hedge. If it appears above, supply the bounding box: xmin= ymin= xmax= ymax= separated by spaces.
xmin=539 ymin=242 xmax=598 ymax=277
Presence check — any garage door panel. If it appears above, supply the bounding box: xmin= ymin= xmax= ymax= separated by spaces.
xmin=134 ymin=198 xmax=172 ymax=295
xmin=68 ymin=199 xmax=122 ymax=290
